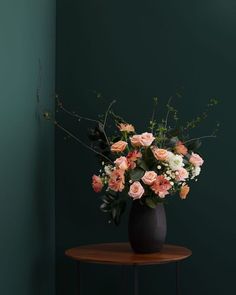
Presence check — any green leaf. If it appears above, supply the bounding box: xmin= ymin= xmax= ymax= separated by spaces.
xmin=129 ymin=167 xmax=145 ymax=181
xmin=137 ymin=158 xmax=149 ymax=171
xmin=145 ymin=197 xmax=158 ymax=209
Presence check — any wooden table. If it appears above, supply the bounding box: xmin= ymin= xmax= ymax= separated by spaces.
xmin=66 ymin=242 xmax=192 ymax=295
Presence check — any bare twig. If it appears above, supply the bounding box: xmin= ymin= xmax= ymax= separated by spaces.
xmin=183 ymin=135 xmax=216 ymax=144
xmin=102 ymin=99 xmax=116 ymax=146
xmin=164 ymin=96 xmax=173 ymax=129
xmin=54 ymin=121 xmax=113 ymax=164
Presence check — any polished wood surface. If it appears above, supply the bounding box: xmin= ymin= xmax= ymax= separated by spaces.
xmin=65 ymin=243 xmax=192 ymax=265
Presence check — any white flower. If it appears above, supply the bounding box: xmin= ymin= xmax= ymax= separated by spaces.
xmin=167 ymin=154 xmax=184 ymax=171
xmin=170 ymin=181 xmax=174 ymax=186
xmin=191 ymin=166 xmax=201 ymax=179
xmin=157 ymin=165 xmax=162 ymax=170
xmin=104 ymin=165 xmax=113 ymax=176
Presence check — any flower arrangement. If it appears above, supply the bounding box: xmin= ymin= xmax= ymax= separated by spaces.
xmin=45 ymin=95 xmax=219 ymax=225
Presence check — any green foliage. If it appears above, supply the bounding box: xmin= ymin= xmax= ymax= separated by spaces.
xmin=129 ymin=167 xmax=145 ymax=181
xmin=100 ymin=192 xmax=126 ymax=225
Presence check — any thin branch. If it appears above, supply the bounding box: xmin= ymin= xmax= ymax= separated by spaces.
xmin=150 ymin=97 xmax=158 ymax=133
xmin=183 ymin=135 xmax=216 ymax=144
xmin=54 ymin=121 xmax=113 ymax=164
xmin=57 ymin=99 xmax=101 ymax=124
xmin=57 ymin=98 xmax=111 ymax=147
xmin=102 ymin=100 xmax=116 ymax=146
xmin=103 ymin=99 xmax=116 ymax=129
xmin=164 ymin=96 xmax=173 ymax=129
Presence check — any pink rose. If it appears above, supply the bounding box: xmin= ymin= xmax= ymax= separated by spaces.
xmin=189 ymin=153 xmax=204 ymax=167
xmin=118 ymin=123 xmax=135 ymax=133
xmin=114 ymin=156 xmax=129 ymax=170
xmin=111 ymin=140 xmax=128 ymax=153
xmin=128 ymin=181 xmax=145 ymax=199
xmin=152 ymin=147 xmax=169 ymax=161
xmin=140 ymin=132 xmax=155 ymax=147
xmin=130 ymin=135 xmax=142 ymax=147
xmin=151 ymin=175 xmax=172 ymax=198
xmin=92 ymin=175 xmax=103 ymax=193
xmin=108 ymin=169 xmax=125 ymax=192
xmin=176 ymin=167 xmax=189 ymax=181
xmin=141 ymin=171 xmax=157 ymax=185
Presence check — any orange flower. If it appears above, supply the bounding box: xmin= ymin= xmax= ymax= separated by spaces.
xmin=179 ymin=185 xmax=190 ymax=199
xmin=118 ymin=123 xmax=135 ymax=133
xmin=111 ymin=140 xmax=127 ymax=153
xmin=175 ymin=141 xmax=188 ymax=156
xmin=108 ymin=169 xmax=125 ymax=192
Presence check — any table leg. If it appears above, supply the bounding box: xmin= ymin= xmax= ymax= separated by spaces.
xmin=176 ymin=262 xmax=180 ymax=295
xmin=133 ymin=265 xmax=139 ymax=295
xmin=76 ymin=262 xmax=81 ymax=295
xmin=120 ymin=266 xmax=126 ymax=295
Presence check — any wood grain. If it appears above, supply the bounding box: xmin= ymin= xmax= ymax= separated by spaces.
xmin=65 ymin=243 xmax=192 ymax=265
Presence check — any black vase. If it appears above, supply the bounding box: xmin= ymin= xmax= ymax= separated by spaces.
xmin=128 ymin=200 xmax=167 ymax=253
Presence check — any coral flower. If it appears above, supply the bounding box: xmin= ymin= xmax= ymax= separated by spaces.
xmin=152 ymin=147 xmax=169 ymax=161
xmin=92 ymin=175 xmax=103 ymax=193
xmin=139 ymin=132 xmax=155 ymax=147
xmin=141 ymin=171 xmax=157 ymax=185
xmin=151 ymin=175 xmax=172 ymax=198
xmin=111 ymin=140 xmax=127 ymax=153
xmin=179 ymin=185 xmax=190 ymax=199
xmin=108 ymin=169 xmax=125 ymax=192
xmin=114 ymin=156 xmax=129 ymax=171
xmin=175 ymin=141 xmax=188 ymax=156
xmin=126 ymin=150 xmax=142 ymax=169
xmin=130 ymin=135 xmax=142 ymax=147
xmin=118 ymin=123 xmax=135 ymax=133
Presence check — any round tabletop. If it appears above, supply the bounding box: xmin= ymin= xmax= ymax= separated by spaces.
xmin=65 ymin=243 xmax=192 ymax=266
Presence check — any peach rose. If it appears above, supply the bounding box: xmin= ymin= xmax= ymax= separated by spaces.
xmin=140 ymin=132 xmax=155 ymax=147
xmin=92 ymin=175 xmax=103 ymax=193
xmin=114 ymin=156 xmax=129 ymax=171
xmin=189 ymin=153 xmax=204 ymax=166
xmin=175 ymin=141 xmax=188 ymax=156
xmin=128 ymin=181 xmax=145 ymax=199
xmin=141 ymin=171 xmax=157 ymax=185
xmin=111 ymin=140 xmax=127 ymax=153
xmin=118 ymin=123 xmax=135 ymax=133
xmin=176 ymin=167 xmax=189 ymax=181
xmin=151 ymin=175 xmax=172 ymax=198
xmin=130 ymin=135 xmax=142 ymax=147
xmin=152 ymin=147 xmax=169 ymax=161
xmin=108 ymin=169 xmax=125 ymax=192
xmin=179 ymin=184 xmax=190 ymax=199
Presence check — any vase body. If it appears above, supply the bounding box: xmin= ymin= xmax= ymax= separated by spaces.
xmin=128 ymin=200 xmax=167 ymax=253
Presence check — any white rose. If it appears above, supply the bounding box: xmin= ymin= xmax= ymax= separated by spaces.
xmin=168 ymin=154 xmax=184 ymax=171
xmin=191 ymin=166 xmax=201 ymax=179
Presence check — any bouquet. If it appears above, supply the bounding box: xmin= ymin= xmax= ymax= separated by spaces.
xmin=48 ymin=95 xmax=219 ymax=225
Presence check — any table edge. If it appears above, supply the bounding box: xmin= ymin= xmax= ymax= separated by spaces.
xmin=65 ymin=243 xmax=192 ymax=266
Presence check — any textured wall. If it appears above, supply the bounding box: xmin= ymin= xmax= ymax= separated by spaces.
xmin=56 ymin=1 xmax=236 ymax=294
xmin=0 ymin=1 xmax=55 ymax=294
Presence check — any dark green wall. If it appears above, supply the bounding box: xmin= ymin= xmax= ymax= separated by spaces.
xmin=56 ymin=1 xmax=236 ymax=294
xmin=0 ymin=1 xmax=55 ymax=294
